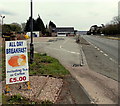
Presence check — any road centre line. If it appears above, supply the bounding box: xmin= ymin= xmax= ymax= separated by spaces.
xmin=94 ymin=46 xmax=97 ymax=49
xmin=109 ymin=58 xmax=117 ymax=64
xmin=109 ymin=58 xmax=113 ymax=61
xmin=97 ymin=48 xmax=100 ymax=50
xmin=88 ymin=41 xmax=91 ymax=44
xmin=86 ymin=40 xmax=118 ymax=64
xmin=100 ymin=50 xmax=103 ymax=53
xmin=104 ymin=54 xmax=108 ymax=56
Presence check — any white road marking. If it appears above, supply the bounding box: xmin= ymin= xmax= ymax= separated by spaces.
xmin=88 ymin=42 xmax=91 ymax=44
xmin=97 ymin=48 xmax=100 ymax=50
xmin=94 ymin=46 xmax=97 ymax=49
xmin=62 ymin=48 xmax=80 ymax=55
xmin=59 ymin=38 xmax=70 ymax=49
xmin=100 ymin=50 xmax=103 ymax=53
xmin=71 ymin=51 xmax=76 ymax=54
xmin=82 ymin=38 xmax=118 ymax=64
xmin=109 ymin=58 xmax=113 ymax=61
xmin=60 ymin=45 xmax=62 ymax=48
xmin=104 ymin=54 xmax=108 ymax=56
xmin=47 ymin=46 xmax=80 ymax=55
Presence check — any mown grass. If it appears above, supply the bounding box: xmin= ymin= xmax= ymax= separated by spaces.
xmin=29 ymin=53 xmax=69 ymax=77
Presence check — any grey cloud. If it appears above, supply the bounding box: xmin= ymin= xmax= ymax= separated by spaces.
xmin=0 ymin=10 xmax=15 ymax=15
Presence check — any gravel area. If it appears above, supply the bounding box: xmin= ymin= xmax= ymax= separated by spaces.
xmin=2 ymin=76 xmax=63 ymax=103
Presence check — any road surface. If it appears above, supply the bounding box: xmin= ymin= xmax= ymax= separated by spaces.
xmin=81 ymin=35 xmax=118 ymax=81
xmin=82 ymin=35 xmax=118 ymax=62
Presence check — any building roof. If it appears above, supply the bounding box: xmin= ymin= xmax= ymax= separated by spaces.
xmin=55 ymin=27 xmax=74 ymax=32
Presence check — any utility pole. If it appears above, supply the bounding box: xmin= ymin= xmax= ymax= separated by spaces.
xmin=30 ymin=0 xmax=34 ymax=63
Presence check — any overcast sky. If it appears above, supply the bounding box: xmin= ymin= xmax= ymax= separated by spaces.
xmin=0 ymin=0 xmax=119 ymax=31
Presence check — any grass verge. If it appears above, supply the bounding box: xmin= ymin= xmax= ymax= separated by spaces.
xmin=29 ymin=53 xmax=70 ymax=77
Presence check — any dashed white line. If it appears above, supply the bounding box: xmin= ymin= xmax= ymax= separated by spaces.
xmin=86 ymin=42 xmax=117 ymax=64
xmin=109 ymin=58 xmax=113 ymax=61
xmin=71 ymin=51 xmax=80 ymax=54
xmin=97 ymin=48 xmax=100 ymax=50
xmin=94 ymin=46 xmax=97 ymax=49
xmin=104 ymin=54 xmax=108 ymax=56
xmin=100 ymin=50 xmax=103 ymax=53
xmin=60 ymin=45 xmax=62 ymax=48
xmin=62 ymin=48 xmax=80 ymax=55
xmin=88 ymin=42 xmax=91 ymax=44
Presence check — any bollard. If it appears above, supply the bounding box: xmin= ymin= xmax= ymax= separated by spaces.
xmin=5 ymin=85 xmax=10 ymax=94
xmin=27 ymin=81 xmax=31 ymax=90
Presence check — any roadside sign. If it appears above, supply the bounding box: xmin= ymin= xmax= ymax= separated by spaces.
xmin=5 ymin=40 xmax=29 ymax=84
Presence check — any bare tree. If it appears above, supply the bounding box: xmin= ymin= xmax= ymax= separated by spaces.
xmin=111 ymin=16 xmax=120 ymax=25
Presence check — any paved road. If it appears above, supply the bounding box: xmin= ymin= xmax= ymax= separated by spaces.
xmin=82 ymin=35 xmax=118 ymax=63
xmin=28 ymin=37 xmax=118 ymax=104
xmin=81 ymin=35 xmax=118 ymax=81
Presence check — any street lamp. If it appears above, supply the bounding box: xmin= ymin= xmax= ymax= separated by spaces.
xmin=30 ymin=0 xmax=34 ymax=63
xmin=1 ymin=15 xmax=5 ymax=37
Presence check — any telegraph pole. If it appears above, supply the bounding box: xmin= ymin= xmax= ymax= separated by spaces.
xmin=30 ymin=0 xmax=34 ymax=63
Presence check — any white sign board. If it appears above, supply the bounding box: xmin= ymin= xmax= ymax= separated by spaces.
xmin=5 ymin=40 xmax=29 ymax=84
